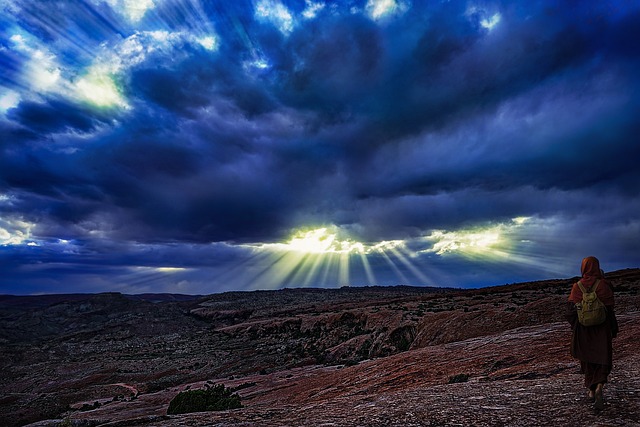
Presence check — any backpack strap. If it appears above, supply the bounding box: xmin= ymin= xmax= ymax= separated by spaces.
xmin=577 ymin=280 xmax=587 ymax=294
xmin=577 ymin=279 xmax=601 ymax=294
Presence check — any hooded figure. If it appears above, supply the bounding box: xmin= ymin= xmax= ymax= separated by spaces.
xmin=566 ymin=256 xmax=618 ymax=410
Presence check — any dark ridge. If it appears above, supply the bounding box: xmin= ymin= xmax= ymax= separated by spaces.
xmin=123 ymin=293 xmax=204 ymax=303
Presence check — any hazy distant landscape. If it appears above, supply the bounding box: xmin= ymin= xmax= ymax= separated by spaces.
xmin=1 ymin=269 xmax=639 ymax=426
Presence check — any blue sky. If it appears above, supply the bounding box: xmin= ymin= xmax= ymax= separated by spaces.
xmin=1 ymin=0 xmax=639 ymax=295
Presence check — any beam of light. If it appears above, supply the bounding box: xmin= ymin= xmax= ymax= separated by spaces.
xmin=9 ymin=33 xmax=62 ymax=93
xmin=319 ymin=252 xmax=337 ymax=287
xmin=227 ymin=217 xmax=540 ymax=290
xmin=120 ymin=268 xmax=174 ymax=290
xmin=110 ymin=266 xmax=195 ymax=293
xmin=9 ymin=20 xmax=220 ymax=110
xmin=279 ymin=253 xmax=312 ymax=286
xmin=228 ymin=16 xmax=271 ymax=76
xmin=379 ymin=250 xmax=411 ymax=284
xmin=486 ymin=247 xmax=569 ymax=277
xmin=339 ymin=251 xmax=350 ymax=286
xmin=299 ymin=253 xmax=326 ymax=286
xmin=358 ymin=251 xmax=377 ymax=286
xmin=237 ymin=226 xmax=444 ymax=288
xmin=239 ymin=227 xmax=397 ymax=288
xmin=28 ymin=50 xmax=61 ymax=90
xmin=410 ymin=218 xmax=527 ymax=279
xmin=254 ymin=0 xmax=295 ymax=35
xmin=477 ymin=216 xmax=577 ymax=277
xmin=221 ymin=248 xmax=302 ymax=291
xmin=388 ymin=246 xmax=433 ymax=285
xmin=257 ymin=251 xmax=308 ymax=289
xmin=206 ymin=247 xmax=274 ymax=286
xmin=285 ymin=252 xmax=343 ymax=288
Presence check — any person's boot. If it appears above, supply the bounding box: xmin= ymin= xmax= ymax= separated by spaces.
xmin=594 ymin=383 xmax=604 ymax=410
xmin=587 ymin=389 xmax=595 ymax=402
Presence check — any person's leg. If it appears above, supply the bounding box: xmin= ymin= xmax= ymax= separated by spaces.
xmin=594 ymin=383 xmax=604 ymax=410
xmin=582 ymin=361 xmax=611 ymax=407
xmin=581 ymin=361 xmax=596 ymax=389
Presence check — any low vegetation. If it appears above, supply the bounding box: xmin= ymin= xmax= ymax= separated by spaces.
xmin=448 ymin=373 xmax=470 ymax=384
xmin=167 ymin=384 xmax=242 ymax=415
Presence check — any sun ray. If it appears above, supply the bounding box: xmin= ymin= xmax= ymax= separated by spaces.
xmin=220 ymin=218 xmax=557 ymax=290
xmin=339 ymin=252 xmax=350 ymax=286
xmin=358 ymin=252 xmax=377 ymax=286
xmin=379 ymin=251 xmax=411 ymax=284
xmin=300 ymin=253 xmax=326 ymax=286
xmin=388 ymin=246 xmax=434 ymax=285
xmin=280 ymin=253 xmax=314 ymax=287
xmin=239 ymin=250 xmax=290 ymax=289
xmin=318 ymin=252 xmax=337 ymax=288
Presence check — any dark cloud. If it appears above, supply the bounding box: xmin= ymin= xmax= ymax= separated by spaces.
xmin=280 ymin=14 xmax=384 ymax=110
xmin=7 ymin=98 xmax=107 ymax=133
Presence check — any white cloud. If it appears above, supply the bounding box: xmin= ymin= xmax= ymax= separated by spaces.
xmin=255 ymin=0 xmax=295 ymax=34
xmin=366 ymin=0 xmax=405 ymax=20
xmin=100 ymin=0 xmax=157 ymax=23
xmin=9 ymin=33 xmax=62 ymax=92
xmin=243 ymin=55 xmax=272 ymax=73
xmin=422 ymin=218 xmax=531 ymax=256
xmin=72 ymin=29 xmax=219 ymax=108
xmin=426 ymin=228 xmax=501 ymax=255
xmin=467 ymin=6 xmax=502 ymax=31
xmin=105 ymin=30 xmax=220 ymax=69
xmin=75 ymin=66 xmax=127 ymax=109
xmin=303 ymin=0 xmax=325 ymax=19
xmin=0 ymin=218 xmax=34 ymax=246
xmin=0 ymin=90 xmax=20 ymax=113
xmin=197 ymin=35 xmax=218 ymax=51
xmin=481 ymin=13 xmax=502 ymax=30
xmin=253 ymin=227 xmax=366 ymax=254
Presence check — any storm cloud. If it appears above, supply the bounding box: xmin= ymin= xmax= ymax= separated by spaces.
xmin=1 ymin=0 xmax=639 ymax=294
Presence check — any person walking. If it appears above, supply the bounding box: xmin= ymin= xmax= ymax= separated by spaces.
xmin=566 ymin=256 xmax=618 ymax=410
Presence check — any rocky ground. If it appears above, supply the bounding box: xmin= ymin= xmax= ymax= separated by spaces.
xmin=1 ymin=269 xmax=639 ymax=426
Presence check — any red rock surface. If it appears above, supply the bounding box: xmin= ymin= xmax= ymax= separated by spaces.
xmin=1 ymin=269 xmax=639 ymax=426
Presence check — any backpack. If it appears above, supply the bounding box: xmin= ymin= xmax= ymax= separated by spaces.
xmin=575 ymin=279 xmax=607 ymax=326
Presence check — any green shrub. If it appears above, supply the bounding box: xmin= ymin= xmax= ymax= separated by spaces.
xmin=167 ymin=384 xmax=242 ymax=415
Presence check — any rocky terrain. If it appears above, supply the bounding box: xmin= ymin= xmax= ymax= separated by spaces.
xmin=1 ymin=269 xmax=639 ymax=426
